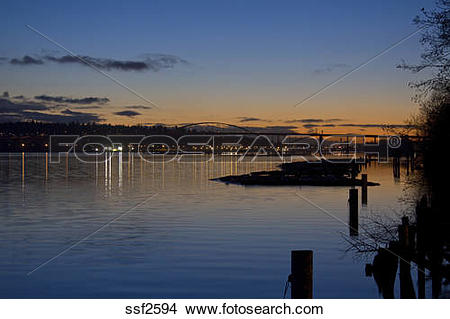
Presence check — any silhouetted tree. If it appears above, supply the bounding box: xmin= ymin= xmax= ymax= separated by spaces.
xmin=399 ymin=1 xmax=450 ymax=175
xmin=398 ymin=0 xmax=450 ymax=98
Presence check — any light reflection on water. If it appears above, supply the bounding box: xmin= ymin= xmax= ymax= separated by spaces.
xmin=0 ymin=153 xmax=419 ymax=298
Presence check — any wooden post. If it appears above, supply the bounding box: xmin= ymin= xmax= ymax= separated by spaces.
xmin=361 ymin=174 xmax=368 ymax=206
xmin=416 ymin=198 xmax=426 ymax=298
xmin=417 ymin=252 xmax=426 ymax=299
xmin=398 ymin=216 xmax=416 ymax=299
xmin=349 ymin=189 xmax=358 ymax=236
xmin=366 ymin=248 xmax=398 ymax=299
xmin=406 ymin=156 xmax=410 ymax=176
xmin=399 ymin=257 xmax=416 ymax=299
xmin=290 ymin=250 xmax=313 ymax=299
xmin=398 ymin=217 xmax=410 ymax=250
xmin=393 ymin=157 xmax=400 ymax=178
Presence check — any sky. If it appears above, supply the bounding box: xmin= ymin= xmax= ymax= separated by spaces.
xmin=0 ymin=0 xmax=438 ymax=133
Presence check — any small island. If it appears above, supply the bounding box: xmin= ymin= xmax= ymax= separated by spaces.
xmin=212 ymin=160 xmax=380 ymax=186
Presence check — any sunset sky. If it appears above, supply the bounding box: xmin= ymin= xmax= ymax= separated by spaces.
xmin=0 ymin=0 xmax=437 ymax=134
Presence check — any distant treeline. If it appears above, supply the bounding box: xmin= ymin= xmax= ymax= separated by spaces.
xmin=0 ymin=121 xmax=187 ymax=137
xmin=0 ymin=121 xmax=260 ymax=152
xmin=0 ymin=121 xmax=193 ymax=152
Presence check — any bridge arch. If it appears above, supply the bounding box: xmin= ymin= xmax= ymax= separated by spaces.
xmin=178 ymin=121 xmax=254 ymax=133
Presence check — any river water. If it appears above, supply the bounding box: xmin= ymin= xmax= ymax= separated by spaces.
xmin=0 ymin=153 xmax=425 ymax=298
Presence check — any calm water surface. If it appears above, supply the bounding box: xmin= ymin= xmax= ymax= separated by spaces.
xmin=0 ymin=153 xmax=424 ymax=298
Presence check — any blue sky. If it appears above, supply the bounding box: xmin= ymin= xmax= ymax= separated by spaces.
xmin=0 ymin=0 xmax=438 ymax=132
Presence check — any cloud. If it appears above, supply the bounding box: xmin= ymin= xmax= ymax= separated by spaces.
xmin=125 ymin=105 xmax=152 ymax=110
xmin=285 ymin=118 xmax=344 ymax=124
xmin=7 ymin=53 xmax=188 ymax=72
xmin=0 ymin=98 xmax=102 ymax=123
xmin=303 ymin=124 xmax=319 ymax=129
xmin=236 ymin=117 xmax=273 ymax=123
xmin=34 ymin=94 xmax=110 ymax=105
xmin=113 ymin=110 xmax=142 ymax=117
xmin=72 ymin=105 xmax=102 ymax=110
xmin=313 ymin=63 xmax=351 ymax=74
xmin=242 ymin=125 xmax=298 ymax=133
xmin=59 ymin=109 xmax=102 ymax=122
xmin=41 ymin=53 xmax=187 ymax=71
xmin=20 ymin=110 xmax=102 ymax=123
xmin=303 ymin=123 xmax=337 ymax=129
xmin=288 ymin=119 xmax=324 ymax=124
xmin=238 ymin=117 xmax=264 ymax=123
xmin=301 ymin=122 xmax=412 ymax=130
xmin=339 ymin=123 xmax=412 ymax=128
xmin=327 ymin=118 xmax=344 ymax=122
xmin=263 ymin=125 xmax=298 ymax=130
xmin=10 ymin=55 xmax=44 ymax=65
xmin=0 ymin=98 xmax=49 ymax=113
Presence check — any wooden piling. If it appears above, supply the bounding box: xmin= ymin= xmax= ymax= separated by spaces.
xmin=393 ymin=157 xmax=400 ymax=178
xmin=398 ymin=216 xmax=416 ymax=299
xmin=398 ymin=217 xmax=410 ymax=250
xmin=361 ymin=174 xmax=368 ymax=206
xmin=417 ymin=252 xmax=426 ymax=299
xmin=290 ymin=250 xmax=313 ymax=299
xmin=367 ymin=248 xmax=398 ymax=299
xmin=406 ymin=156 xmax=410 ymax=176
xmin=349 ymin=189 xmax=358 ymax=236
xmin=400 ymin=257 xmax=416 ymax=299
xmin=416 ymin=197 xmax=426 ymax=298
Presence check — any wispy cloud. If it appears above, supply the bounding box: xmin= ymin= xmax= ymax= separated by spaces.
xmin=71 ymin=105 xmax=102 ymax=110
xmin=7 ymin=53 xmax=188 ymax=72
xmin=303 ymin=123 xmax=336 ymax=129
xmin=125 ymin=105 xmax=152 ymax=110
xmin=313 ymin=63 xmax=351 ymax=74
xmin=242 ymin=125 xmax=298 ymax=133
xmin=285 ymin=118 xmax=344 ymax=124
xmin=301 ymin=123 xmax=412 ymax=129
xmin=34 ymin=94 xmax=110 ymax=105
xmin=10 ymin=55 xmax=44 ymax=65
xmin=59 ymin=109 xmax=103 ymax=122
xmin=0 ymin=98 xmax=49 ymax=112
xmin=339 ymin=123 xmax=412 ymax=128
xmin=237 ymin=117 xmax=268 ymax=123
xmin=21 ymin=110 xmax=102 ymax=123
xmin=113 ymin=110 xmax=141 ymax=117
xmin=1 ymin=90 xmax=156 ymax=122
xmin=0 ymin=98 xmax=103 ymax=123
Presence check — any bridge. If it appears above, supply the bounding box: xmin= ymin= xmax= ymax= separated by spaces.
xmin=179 ymin=121 xmax=254 ymax=133
xmin=177 ymin=121 xmax=424 ymax=139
